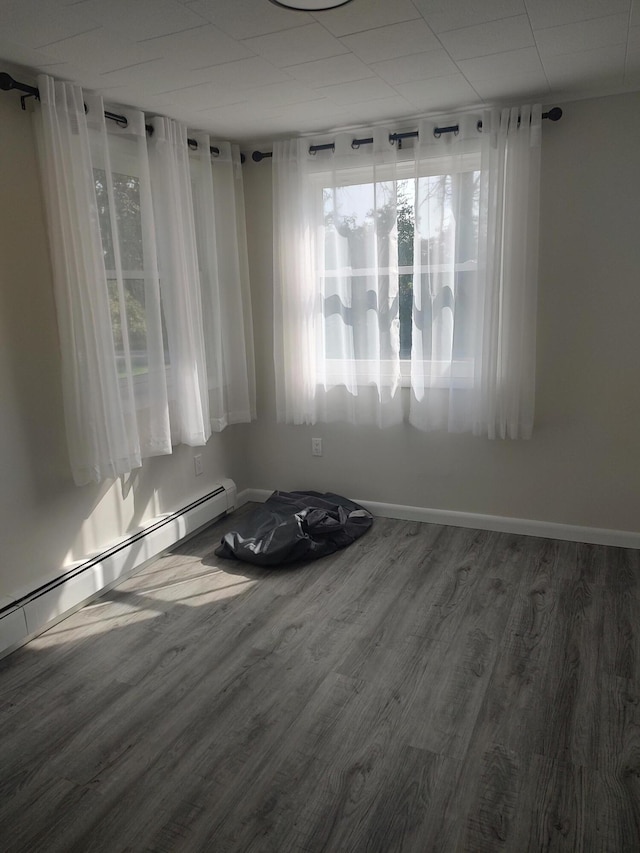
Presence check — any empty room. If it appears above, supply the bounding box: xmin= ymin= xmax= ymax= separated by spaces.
xmin=1 ymin=0 xmax=639 ymax=850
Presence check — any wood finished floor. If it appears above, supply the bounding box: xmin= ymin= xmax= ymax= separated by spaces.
xmin=1 ymin=507 xmax=640 ymax=852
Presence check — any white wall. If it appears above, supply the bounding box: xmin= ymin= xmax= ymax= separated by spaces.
xmin=0 ymin=95 xmax=251 ymax=601
xmin=241 ymin=92 xmax=640 ymax=535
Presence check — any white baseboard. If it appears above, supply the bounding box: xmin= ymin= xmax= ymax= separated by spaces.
xmin=237 ymin=488 xmax=640 ymax=549
xmin=237 ymin=488 xmax=272 ymax=506
xmin=0 ymin=479 xmax=237 ymax=660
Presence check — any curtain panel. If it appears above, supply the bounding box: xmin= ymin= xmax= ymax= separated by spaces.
xmin=35 ymin=74 xmax=255 ymax=486
xmin=272 ymin=105 xmax=542 ymax=438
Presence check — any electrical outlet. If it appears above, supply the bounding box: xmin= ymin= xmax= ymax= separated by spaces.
xmin=194 ymin=454 xmax=203 ymax=476
xmin=311 ymin=437 xmax=323 ymax=457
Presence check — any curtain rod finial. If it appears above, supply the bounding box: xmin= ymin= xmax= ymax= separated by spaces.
xmin=0 ymin=72 xmax=16 ymax=91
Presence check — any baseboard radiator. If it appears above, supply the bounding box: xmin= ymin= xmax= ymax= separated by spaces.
xmin=0 ymin=479 xmax=236 ymax=659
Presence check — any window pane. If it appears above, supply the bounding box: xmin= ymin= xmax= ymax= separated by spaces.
xmin=319 ymin=168 xmax=479 ymax=365
xmin=399 ymin=273 xmax=413 ymax=359
xmin=95 ymin=169 xmax=115 ymax=270
xmin=94 ymin=169 xmax=144 ymax=271
xmin=397 ymin=179 xmax=414 ymax=360
xmin=322 ymin=180 xmax=398 ymax=361
xmin=108 ymin=279 xmax=170 ymax=377
xmin=415 ymin=170 xmax=479 ymax=350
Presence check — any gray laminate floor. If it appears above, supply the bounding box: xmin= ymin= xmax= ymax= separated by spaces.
xmin=1 ymin=506 xmax=639 ymax=852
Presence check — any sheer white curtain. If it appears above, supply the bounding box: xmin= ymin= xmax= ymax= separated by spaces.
xmin=409 ymin=106 xmax=541 ymax=436
xmin=36 ymin=75 xmax=171 ymax=484
xmin=408 ymin=113 xmax=482 ymax=432
xmin=35 ymin=74 xmax=255 ymax=485
xmin=147 ymin=116 xmax=210 ymax=447
xmin=273 ymin=106 xmax=542 ymax=438
xmin=190 ymin=135 xmax=256 ymax=429
xmin=474 ymin=105 xmax=542 ymax=439
xmin=273 ymin=128 xmax=403 ymax=427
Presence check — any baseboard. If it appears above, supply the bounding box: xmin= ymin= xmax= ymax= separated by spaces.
xmin=237 ymin=488 xmax=272 ymax=506
xmin=236 ymin=488 xmax=640 ymax=549
xmin=0 ymin=479 xmax=237 ymax=660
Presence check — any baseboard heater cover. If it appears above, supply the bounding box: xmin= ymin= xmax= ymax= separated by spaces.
xmin=0 ymin=479 xmax=236 ymax=659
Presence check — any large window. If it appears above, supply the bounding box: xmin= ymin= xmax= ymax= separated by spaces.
xmin=35 ymin=76 xmax=255 ymax=485
xmin=272 ymin=108 xmax=541 ymax=436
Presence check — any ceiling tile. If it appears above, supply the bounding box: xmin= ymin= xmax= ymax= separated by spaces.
xmin=242 ymin=23 xmax=349 ymax=67
xmin=411 ymin=0 xmax=526 ymax=34
xmin=524 ymin=0 xmax=631 ymax=31
xmin=196 ymin=99 xmax=318 ymax=138
xmin=186 ymin=0 xmax=312 ymax=39
xmin=344 ymin=95 xmax=420 ymax=123
xmin=35 ymin=63 xmax=119 ymax=92
xmin=264 ymin=98 xmax=354 ymax=128
xmin=0 ymin=39 xmax=62 ymax=69
xmin=134 ymin=78 xmax=249 ymax=109
xmin=311 ymin=0 xmax=421 ymax=37
xmin=97 ymin=86 xmax=183 ymax=112
xmin=315 ymin=77 xmax=399 ymax=106
xmin=132 ymin=25 xmax=254 ymax=66
xmin=534 ymin=13 xmax=629 ymax=57
xmin=77 ymin=0 xmax=208 ymax=41
xmin=189 ymin=56 xmax=291 ymax=88
xmin=395 ymin=73 xmax=481 ymax=111
xmin=27 ymin=27 xmax=164 ymax=73
xmin=470 ymin=73 xmax=550 ymax=100
xmin=542 ymin=44 xmax=626 ymax=89
xmin=240 ymin=80 xmax=324 ymax=107
xmin=195 ymin=101 xmax=276 ymax=123
xmin=284 ymin=54 xmax=374 ymax=88
xmin=340 ymin=20 xmax=440 ymax=64
xmin=438 ymin=15 xmax=534 ymax=60
xmin=456 ymin=46 xmax=545 ymax=82
xmin=98 ymin=57 xmax=213 ymax=91
xmin=369 ymin=49 xmax=458 ymax=84
xmin=2 ymin=0 xmax=99 ymax=46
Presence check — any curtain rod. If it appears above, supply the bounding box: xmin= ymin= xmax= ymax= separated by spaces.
xmin=0 ymin=71 xmax=246 ymax=162
xmin=250 ymin=106 xmax=563 ymax=162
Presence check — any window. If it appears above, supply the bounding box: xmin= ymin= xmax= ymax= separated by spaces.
xmin=35 ymin=78 xmax=255 ymax=485
xmin=273 ymin=110 xmax=542 ymax=436
xmin=95 ymin=168 xmax=169 ymax=380
xmin=318 ymin=156 xmax=480 ymax=386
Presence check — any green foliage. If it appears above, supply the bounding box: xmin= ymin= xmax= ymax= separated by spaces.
xmin=108 ymin=280 xmax=147 ymax=352
xmin=94 ymin=169 xmax=144 ymax=271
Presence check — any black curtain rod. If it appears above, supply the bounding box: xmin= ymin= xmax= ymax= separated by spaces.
xmin=0 ymin=71 xmax=244 ymax=162
xmin=251 ymin=106 xmax=563 ymax=162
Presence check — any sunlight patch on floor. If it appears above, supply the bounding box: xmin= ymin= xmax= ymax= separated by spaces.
xmin=27 ymin=570 xmax=257 ymax=647
xmin=141 ymin=575 xmax=256 ymax=605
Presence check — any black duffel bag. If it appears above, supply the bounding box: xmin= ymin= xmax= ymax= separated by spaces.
xmin=214 ymin=490 xmax=373 ymax=567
